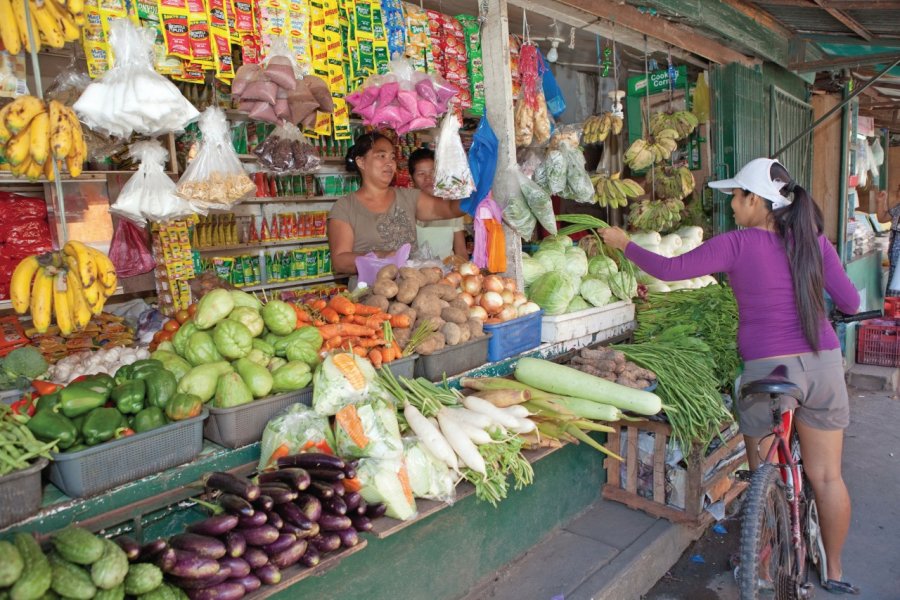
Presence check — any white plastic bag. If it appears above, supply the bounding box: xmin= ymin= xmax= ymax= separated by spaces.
xmin=433 ymin=111 xmax=475 ymax=199
xmin=110 ymin=141 xmax=195 ymax=224
xmin=74 ymin=19 xmax=199 ymax=138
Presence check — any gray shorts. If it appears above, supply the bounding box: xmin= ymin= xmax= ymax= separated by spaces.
xmin=737 ymin=349 xmax=849 ymax=437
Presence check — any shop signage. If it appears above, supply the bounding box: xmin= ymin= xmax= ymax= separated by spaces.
xmin=627 ymin=66 xmax=687 ymax=96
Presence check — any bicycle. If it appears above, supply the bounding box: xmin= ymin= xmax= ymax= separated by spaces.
xmin=735 ymin=309 xmax=881 ymax=599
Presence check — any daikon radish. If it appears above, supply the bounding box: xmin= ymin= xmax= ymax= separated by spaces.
xmin=437 ymin=409 xmax=486 ymax=474
xmin=404 ymin=403 xmax=458 ymax=471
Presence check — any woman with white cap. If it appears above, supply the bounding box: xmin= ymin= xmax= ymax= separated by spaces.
xmin=600 ymin=158 xmax=861 ymax=595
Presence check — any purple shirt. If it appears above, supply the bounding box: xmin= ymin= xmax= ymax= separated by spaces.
xmin=624 ymin=229 xmax=860 ymax=361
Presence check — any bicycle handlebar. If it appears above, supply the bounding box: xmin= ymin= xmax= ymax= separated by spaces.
xmin=830 ymin=309 xmax=883 ymax=324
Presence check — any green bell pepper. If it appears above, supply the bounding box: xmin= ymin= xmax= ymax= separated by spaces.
xmin=133 ymin=407 xmax=167 ymax=433
xmin=82 ymin=407 xmax=127 ymax=446
xmin=65 ymin=443 xmax=88 ymax=453
xmin=111 ymin=380 xmax=146 ymax=415
xmin=115 ymin=359 xmax=164 ymax=384
xmin=26 ymin=410 xmax=78 ymax=449
xmin=144 ymin=369 xmax=177 ymax=410
xmin=59 ymin=380 xmax=111 ymax=418
xmin=34 ymin=391 xmax=61 ymax=413
xmin=88 ymin=373 xmax=116 ymax=393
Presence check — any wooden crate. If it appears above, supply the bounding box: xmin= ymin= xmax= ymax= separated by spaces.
xmin=602 ymin=420 xmax=748 ymax=527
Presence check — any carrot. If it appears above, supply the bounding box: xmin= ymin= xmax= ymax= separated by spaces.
xmin=343 ymin=477 xmax=363 ymax=492
xmin=354 ymin=303 xmax=381 ymax=315
xmin=368 ymin=348 xmax=383 ymax=368
xmin=332 ymin=352 xmax=367 ymax=390
xmin=328 ymin=294 xmax=356 ymax=316
xmin=266 ymin=443 xmax=292 ymax=469
xmin=320 ymin=307 xmax=340 ymax=324
xmin=381 ymin=344 xmax=397 ymax=363
xmin=389 ymin=314 xmax=411 ymax=328
xmin=351 ymin=345 xmax=368 ymax=357
xmin=312 ymin=319 xmax=326 ymax=327
xmin=349 ymin=315 xmax=369 ymax=326
xmin=317 ymin=323 xmax=378 ymax=339
xmin=335 ymin=405 xmax=369 ymax=449
xmin=324 ymin=335 xmax=344 ymax=349
xmin=310 ymin=299 xmax=327 ymax=311
xmin=358 ymin=337 xmax=383 ymax=348
xmin=367 ymin=315 xmax=390 ymax=329
xmin=292 ymin=304 xmax=311 ymax=324
xmin=339 ymin=336 xmax=362 ymax=348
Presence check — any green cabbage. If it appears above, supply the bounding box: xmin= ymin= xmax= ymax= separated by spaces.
xmin=587 ymin=255 xmax=618 ymax=280
xmin=609 ymin=271 xmax=638 ymax=301
xmin=533 ymin=248 xmax=566 ymax=272
xmin=580 ymin=278 xmax=613 ymax=307
xmin=529 ymin=271 xmax=579 ymax=315
xmin=567 ymin=295 xmax=592 ymax=312
xmin=539 ymin=234 xmax=572 ymax=253
xmin=521 ymin=254 xmax=547 ymax=286
xmin=564 ymin=247 xmax=589 ymax=279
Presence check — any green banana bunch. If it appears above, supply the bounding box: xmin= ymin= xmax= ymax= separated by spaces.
xmin=649 ymin=110 xmax=699 ymax=140
xmin=628 ymin=198 xmax=686 ymax=232
xmin=583 ymin=112 xmax=624 ymax=144
xmin=592 ymin=174 xmax=645 ymax=207
xmin=647 ymin=166 xmax=696 ymax=201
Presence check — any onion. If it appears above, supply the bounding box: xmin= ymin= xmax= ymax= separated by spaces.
xmin=480 ymin=291 xmax=504 ymax=315
xmin=483 ymin=274 xmax=504 ymax=293
xmin=503 ymin=278 xmax=517 ymax=292
xmin=459 ymin=292 xmax=475 ymax=307
xmin=445 ymin=271 xmax=462 ymax=287
xmin=439 ymin=277 xmax=456 ymax=287
xmin=469 ymin=306 xmax=488 ymax=320
xmin=517 ymin=302 xmax=541 ymax=316
xmin=512 ymin=292 xmax=528 ymax=307
xmin=498 ymin=305 xmax=518 ymax=322
xmin=473 ymin=294 xmax=482 ymax=307
xmin=500 ymin=290 xmax=514 ymax=305
xmin=462 ymin=275 xmax=482 ymax=295
xmin=459 ymin=262 xmax=480 ymax=277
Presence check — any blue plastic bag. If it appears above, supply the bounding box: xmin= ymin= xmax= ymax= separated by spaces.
xmin=539 ymin=51 xmax=566 ymax=119
xmin=460 ymin=115 xmax=498 ymax=216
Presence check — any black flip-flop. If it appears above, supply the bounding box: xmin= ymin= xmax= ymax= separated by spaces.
xmin=822 ymin=579 xmax=860 ymax=595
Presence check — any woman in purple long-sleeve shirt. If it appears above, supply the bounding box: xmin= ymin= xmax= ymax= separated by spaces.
xmin=600 ymin=158 xmax=861 ymax=595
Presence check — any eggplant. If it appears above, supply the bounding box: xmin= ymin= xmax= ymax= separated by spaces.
xmin=261 ymin=533 xmax=296 ymax=555
xmin=356 ymin=497 xmax=368 ymax=516
xmin=275 ymin=502 xmax=313 ymax=530
xmin=242 ymin=547 xmax=268 ymax=570
xmin=230 ymin=574 xmax=261 ymax=593
xmin=237 ymin=511 xmax=267 ymax=528
xmin=165 ymin=550 xmax=221 ymax=578
xmin=306 ymin=467 xmax=345 ymax=481
xmin=265 ymin=510 xmax=284 ymax=530
xmin=327 ymin=480 xmax=346 ymax=497
xmin=309 ymin=533 xmax=341 ymax=553
xmin=219 ymin=557 xmax=251 ymax=579
xmin=276 ymin=452 xmax=345 ymax=471
xmin=258 ymin=468 xmax=311 ymax=491
xmin=308 ymin=481 xmax=334 ymax=500
xmin=219 ymin=494 xmax=255 ymax=518
xmin=205 ymin=472 xmax=260 ymax=501
xmin=344 ymin=492 xmax=361 ymax=513
xmin=254 ymin=564 xmax=282 ymax=586
xmin=365 ymin=502 xmax=387 ymax=519
xmin=295 ymin=493 xmax=323 ymax=522
xmin=318 ymin=513 xmax=352 ymax=532
xmin=169 ymin=565 xmax=232 ymax=589
xmin=258 ymin=483 xmax=298 ymax=505
xmin=186 ymin=582 xmax=246 ymax=600
xmin=336 ymin=528 xmax=359 ymax=548
xmin=112 ymin=535 xmax=140 ymax=561
xmin=187 ymin=514 xmax=239 ymax=537
xmin=155 ymin=547 xmax=177 ymax=572
xmin=139 ymin=539 xmax=169 ymax=560
xmin=322 ymin=495 xmax=347 ymax=516
xmin=343 ymin=464 xmax=357 ymax=480
xmin=170 ymin=533 xmax=227 ymax=560
xmin=236 ymin=525 xmax=280 ymax=547
xmin=281 ymin=521 xmax=319 ymax=538
xmin=350 ymin=515 xmax=373 ymax=532
xmin=253 ymin=495 xmax=274 ymax=513
xmin=270 ymin=539 xmax=308 ymax=569
xmin=220 ymin=532 xmax=244 ymax=559
xmin=300 ymin=544 xmax=321 ymax=568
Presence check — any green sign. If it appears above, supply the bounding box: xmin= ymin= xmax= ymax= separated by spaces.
xmin=627 ymin=66 xmax=688 ymax=96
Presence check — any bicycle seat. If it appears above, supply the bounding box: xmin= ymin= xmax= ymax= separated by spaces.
xmin=740 ymin=365 xmax=804 ymax=402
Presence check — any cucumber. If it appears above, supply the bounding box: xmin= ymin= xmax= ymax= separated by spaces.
xmin=93 ymin=583 xmax=125 ymax=600
xmin=51 ymin=527 xmax=105 ymax=565
xmin=47 ymin=554 xmax=96 ymax=600
xmin=91 ymin=539 xmax=129 ymax=590
xmin=123 ymin=563 xmax=163 ymax=596
xmin=10 ymin=533 xmax=51 ymax=600
xmin=0 ymin=540 xmax=24 ymax=587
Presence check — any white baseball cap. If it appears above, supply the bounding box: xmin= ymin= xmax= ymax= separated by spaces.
xmin=708 ymin=158 xmax=794 ymax=209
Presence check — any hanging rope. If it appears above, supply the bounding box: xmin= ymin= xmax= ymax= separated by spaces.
xmin=644 ymin=35 xmax=656 ymax=204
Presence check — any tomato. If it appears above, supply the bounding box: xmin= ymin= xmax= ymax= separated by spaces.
xmin=163 ymin=320 xmax=180 ymax=332
xmin=152 ymin=330 xmax=165 ymax=343
xmin=157 ymin=330 xmax=174 ymax=342
xmin=188 ymin=303 xmax=198 ymax=317
xmin=175 ymin=309 xmax=191 ymax=324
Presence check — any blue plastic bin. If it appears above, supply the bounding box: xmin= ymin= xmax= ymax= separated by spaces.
xmin=483 ymin=310 xmax=544 ymax=362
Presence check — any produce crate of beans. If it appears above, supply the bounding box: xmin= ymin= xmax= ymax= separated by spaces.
xmin=204 ymin=387 xmax=313 ymax=449
xmin=414 ymin=334 xmax=491 ymax=381
xmin=0 ymin=457 xmax=48 ymax=528
xmin=540 ymin=301 xmax=635 ymax=344
xmin=856 ymin=319 xmax=900 ymax=368
xmin=49 ymin=410 xmax=208 ymax=498
xmin=483 ymin=310 xmax=543 ymax=362
xmin=602 ymin=419 xmax=746 ymax=527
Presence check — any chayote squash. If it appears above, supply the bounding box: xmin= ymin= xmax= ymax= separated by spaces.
xmin=213 ymin=372 xmax=254 ymax=408
xmin=230 ymin=289 xmax=263 ymax=311
xmin=212 ymin=320 xmax=253 ymax=360
xmin=184 ymin=331 xmax=223 ymax=366
xmin=193 ymin=289 xmax=235 ymax=330
xmin=149 ymin=350 xmax=193 ymax=382
xmin=234 ymin=358 xmax=274 ymax=398
xmin=271 ymin=361 xmax=312 ymax=392
xmin=260 ymin=300 xmax=297 ymax=336
xmin=177 ymin=362 xmax=234 ymax=402
xmin=227 ymin=306 xmax=265 ymax=337
xmin=171 ymin=321 xmax=198 ymax=357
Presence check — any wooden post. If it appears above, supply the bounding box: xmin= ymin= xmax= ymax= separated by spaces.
xmin=481 ymin=0 xmax=523 ymax=288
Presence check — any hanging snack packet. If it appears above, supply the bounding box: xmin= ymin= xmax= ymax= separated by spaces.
xmin=254 ymin=123 xmax=322 ymax=173
xmin=433 ymin=110 xmax=475 ymax=199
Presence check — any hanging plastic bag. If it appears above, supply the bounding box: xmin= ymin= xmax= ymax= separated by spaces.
xmin=517 ymin=169 xmax=557 ymax=235
xmin=561 ymin=146 xmax=596 ymax=202
xmin=355 ymin=243 xmax=411 ymax=287
xmin=433 ymin=111 xmax=476 ymax=199
xmin=474 ymin=194 xmax=506 ymax=272
xmin=253 ymin=123 xmax=322 ymax=173
xmin=176 ymin=107 xmax=256 ymax=211
xmin=504 ymin=172 xmax=537 ymax=240
xmin=73 ymin=19 xmax=199 ymax=138
xmin=460 ymin=115 xmax=498 ymax=216
xmin=108 ymin=219 xmax=156 ymax=278
xmin=539 ymin=50 xmax=567 ymax=119
xmin=534 ymin=149 xmax=567 ymax=195
xmin=110 ymin=141 xmax=195 ymax=224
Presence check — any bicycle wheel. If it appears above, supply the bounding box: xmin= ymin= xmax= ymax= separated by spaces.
xmin=739 ymin=463 xmax=793 ymax=599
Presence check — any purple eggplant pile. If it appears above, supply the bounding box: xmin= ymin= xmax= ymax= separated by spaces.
xmin=144 ymin=453 xmax=384 ymax=599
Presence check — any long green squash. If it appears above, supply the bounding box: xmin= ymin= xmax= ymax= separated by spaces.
xmin=514 ymin=357 xmax=661 ymax=416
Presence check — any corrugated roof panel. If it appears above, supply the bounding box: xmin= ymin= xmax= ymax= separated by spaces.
xmin=846 ymin=10 xmax=900 ymax=37
xmin=755 ymin=4 xmax=855 ymax=35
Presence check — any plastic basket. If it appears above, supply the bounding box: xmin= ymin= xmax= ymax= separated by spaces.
xmin=856 ymin=319 xmax=900 ymax=368
xmin=49 ymin=411 xmax=208 ymax=498
xmin=204 ymin=388 xmax=313 ymax=449
xmin=382 ymin=354 xmax=417 ymax=380
xmin=414 ymin=334 xmax=492 ymax=381
xmin=0 ymin=458 xmax=47 ymax=528
xmin=483 ymin=311 xmax=543 ymax=362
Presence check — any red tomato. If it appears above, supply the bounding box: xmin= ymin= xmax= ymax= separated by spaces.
xmin=163 ymin=320 xmax=180 ymax=332
xmin=188 ymin=303 xmax=198 ymax=317
xmin=175 ymin=309 xmax=190 ymax=324
xmin=157 ymin=330 xmax=174 ymax=342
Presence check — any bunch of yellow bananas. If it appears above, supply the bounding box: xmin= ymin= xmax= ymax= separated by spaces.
xmin=623 ymin=128 xmax=681 ymax=171
xmin=9 ymin=241 xmax=117 ymax=335
xmin=582 ymin=112 xmax=623 ymax=144
xmin=591 ymin=173 xmax=645 ymax=208
xmin=0 ymin=0 xmax=83 ymax=55
xmin=0 ymin=96 xmax=85 ymax=180
xmin=628 ymin=198 xmax=686 ymax=233
xmin=648 ymin=110 xmax=699 ymax=140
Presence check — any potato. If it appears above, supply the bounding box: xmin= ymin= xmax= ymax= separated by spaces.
xmin=399 ymin=267 xmax=426 ymax=285
xmin=395 ymin=278 xmax=421 ymax=304
xmin=449 ymin=298 xmax=469 ymax=312
xmin=468 ymin=318 xmax=485 ymax=338
xmin=377 ymin=264 xmax=398 ymax=280
xmin=441 ymin=307 xmax=468 ymax=325
xmin=388 ymin=302 xmax=410 ymax=315
xmin=419 ymin=267 xmax=443 ymax=285
xmin=363 ymin=294 xmax=390 ymax=312
xmin=393 ymin=327 xmax=411 ymax=349
xmin=457 ymin=321 xmax=471 ymax=343
xmin=417 ymin=332 xmax=446 ymax=355
xmin=412 ymin=294 xmax=443 ymax=317
xmin=438 ymin=299 xmax=450 ymax=309
xmin=420 ymin=283 xmax=457 ymax=300
xmin=441 ymin=322 xmax=462 ymax=346
xmin=373 ymin=278 xmax=399 ymax=299
xmin=415 ymin=316 xmax=445 ymax=333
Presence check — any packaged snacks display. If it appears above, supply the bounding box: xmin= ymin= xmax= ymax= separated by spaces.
xmin=110 ymin=141 xmax=195 ymax=224
xmin=456 ymin=14 xmax=484 ymax=115
xmin=253 ymin=123 xmax=323 ymax=172
xmin=432 ymin=111 xmax=475 ymax=199
xmin=152 ymin=219 xmax=196 ymax=315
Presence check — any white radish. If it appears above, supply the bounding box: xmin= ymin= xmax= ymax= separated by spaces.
xmin=437 ymin=408 xmax=486 ymax=474
xmin=502 ymin=405 xmax=531 ymax=419
xmin=451 ymin=407 xmax=496 ymax=430
xmin=443 ymin=409 xmax=493 ymax=444
xmin=404 ymin=403 xmax=459 ymax=471
xmin=462 ymin=395 xmax=522 ymax=429
xmin=510 ymin=417 xmax=536 ymax=434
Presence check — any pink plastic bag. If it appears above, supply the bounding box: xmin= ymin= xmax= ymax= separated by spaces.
xmin=109 ymin=219 xmax=156 ymax=277
xmin=473 ymin=195 xmax=502 ymax=270
xmin=354 ymin=243 xmax=411 ymax=286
